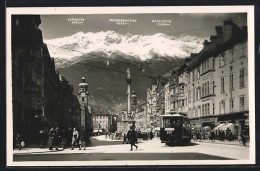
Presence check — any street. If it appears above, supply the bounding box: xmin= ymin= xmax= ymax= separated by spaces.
xmin=13 ymin=135 xmax=250 ymax=162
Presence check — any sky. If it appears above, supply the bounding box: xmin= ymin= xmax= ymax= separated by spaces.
xmin=39 ymin=13 xmax=247 ymax=40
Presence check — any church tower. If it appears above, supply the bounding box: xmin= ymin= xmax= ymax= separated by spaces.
xmin=77 ymin=77 xmax=89 ymax=129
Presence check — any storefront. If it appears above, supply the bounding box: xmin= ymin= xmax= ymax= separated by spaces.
xmin=217 ymin=111 xmax=249 ymax=140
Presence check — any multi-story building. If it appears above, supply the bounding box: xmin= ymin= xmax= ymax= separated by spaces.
xmin=135 ymin=103 xmax=148 ymax=130
xmin=175 ymin=19 xmax=248 ymax=139
xmin=12 ymin=15 xmax=81 ymax=144
xmin=92 ymin=113 xmax=112 ymax=132
xmin=146 ymin=76 xmax=168 ymax=128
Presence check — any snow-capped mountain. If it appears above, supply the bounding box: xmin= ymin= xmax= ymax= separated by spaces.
xmin=44 ymin=31 xmax=207 ymax=113
xmin=44 ymin=31 xmax=207 ymax=67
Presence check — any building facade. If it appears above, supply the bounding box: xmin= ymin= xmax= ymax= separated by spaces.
xmin=174 ymin=19 xmax=248 ymax=139
xmin=92 ymin=113 xmax=112 ymax=132
xmin=12 ymin=15 xmax=81 ymax=144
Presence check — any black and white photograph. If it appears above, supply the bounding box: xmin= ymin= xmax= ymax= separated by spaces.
xmin=6 ymin=6 xmax=255 ymax=166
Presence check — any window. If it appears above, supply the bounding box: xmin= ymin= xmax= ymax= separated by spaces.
xmin=194 ymin=88 xmax=197 ymax=101
xmin=181 ymin=100 xmax=185 ymax=107
xmin=240 ymin=68 xmax=245 ymax=88
xmin=192 ymin=70 xmax=195 ymax=81
xmin=208 ymin=103 xmax=210 ymax=115
xmin=229 ymin=98 xmax=234 ymax=112
xmin=180 ymin=85 xmax=184 ymax=93
xmin=197 ymin=68 xmax=200 ymax=79
xmin=188 ymin=90 xmax=191 ymax=103
xmin=197 ymin=106 xmax=201 ymax=117
xmin=207 ymin=59 xmax=209 ymax=71
xmin=202 ymin=82 xmax=210 ymax=97
xmin=221 ymin=77 xmax=225 ymax=93
xmin=241 ymin=43 xmax=246 ymax=58
xmin=82 ymin=97 xmax=85 ymax=101
xmin=207 ymin=82 xmax=210 ymax=95
xmin=212 ymin=103 xmax=215 ymax=115
xmin=197 ymin=87 xmax=201 ymax=100
xmin=193 ymin=89 xmax=195 ymax=102
xmin=212 ymin=81 xmax=215 ymax=94
xmin=202 ymin=104 xmax=204 ymax=116
xmin=173 ymin=102 xmax=176 ymax=109
xmin=220 ymin=100 xmax=225 ymax=114
xmin=230 ymin=73 xmax=234 ymax=90
xmin=212 ymin=58 xmax=215 ymax=69
xmin=219 ymin=54 xmax=225 ymax=67
xmin=240 ymin=96 xmax=245 ymax=111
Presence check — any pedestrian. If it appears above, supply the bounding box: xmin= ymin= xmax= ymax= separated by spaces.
xmin=15 ymin=132 xmax=23 ymax=150
xmin=149 ymin=131 xmax=154 ymax=140
xmin=210 ymin=130 xmax=215 ymax=141
xmin=79 ymin=126 xmax=87 ymax=150
xmin=54 ymin=126 xmax=62 ymax=150
xmin=126 ymin=129 xmax=131 ymax=144
xmin=39 ymin=128 xmax=46 ymax=148
xmin=71 ymin=127 xmax=79 ymax=150
xmin=129 ymin=127 xmax=138 ymax=151
xmin=123 ymin=133 xmax=127 ymax=144
xmin=241 ymin=130 xmax=247 ymax=146
xmin=48 ymin=126 xmax=55 ymax=150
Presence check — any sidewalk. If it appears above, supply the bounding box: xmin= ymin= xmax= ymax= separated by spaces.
xmin=192 ymin=139 xmax=250 ymax=147
xmin=13 ymin=136 xmax=159 ymax=155
xmin=13 ymin=136 xmax=249 ymax=155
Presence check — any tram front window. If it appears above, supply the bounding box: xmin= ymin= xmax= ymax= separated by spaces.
xmin=164 ymin=118 xmax=181 ymax=128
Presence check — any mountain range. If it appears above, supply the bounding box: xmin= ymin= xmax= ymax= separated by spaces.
xmin=44 ymin=31 xmax=207 ymax=114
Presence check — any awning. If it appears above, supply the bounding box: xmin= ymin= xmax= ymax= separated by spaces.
xmin=223 ymin=123 xmax=235 ymax=133
xmin=213 ymin=123 xmax=226 ymax=131
xmin=154 ymin=127 xmax=160 ymax=131
xmin=203 ymin=126 xmax=211 ymax=131
xmin=93 ymin=130 xmax=102 ymax=133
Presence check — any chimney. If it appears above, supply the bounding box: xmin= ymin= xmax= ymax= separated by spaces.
xmin=210 ymin=35 xmax=217 ymax=42
xmin=215 ymin=26 xmax=223 ymax=37
xmin=223 ymin=19 xmax=233 ymax=41
xmin=203 ymin=40 xmax=210 ymax=47
xmin=190 ymin=53 xmax=198 ymax=58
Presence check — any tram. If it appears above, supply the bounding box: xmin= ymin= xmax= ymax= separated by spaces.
xmin=160 ymin=112 xmax=192 ymax=145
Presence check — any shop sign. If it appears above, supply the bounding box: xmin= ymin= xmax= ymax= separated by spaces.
xmin=200 ymin=117 xmax=217 ymax=123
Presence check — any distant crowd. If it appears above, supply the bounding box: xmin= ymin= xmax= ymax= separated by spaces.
xmin=192 ymin=128 xmax=249 ymax=146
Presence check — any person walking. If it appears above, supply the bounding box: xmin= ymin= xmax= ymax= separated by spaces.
xmin=16 ymin=132 xmax=23 ymax=150
xmin=123 ymin=133 xmax=127 ymax=144
xmin=126 ymin=129 xmax=131 ymax=144
xmin=129 ymin=127 xmax=138 ymax=151
xmin=48 ymin=127 xmax=56 ymax=150
xmin=54 ymin=126 xmax=62 ymax=151
xmin=149 ymin=131 xmax=154 ymax=140
xmin=71 ymin=127 xmax=79 ymax=150
xmin=39 ymin=128 xmax=46 ymax=148
xmin=241 ymin=130 xmax=247 ymax=146
xmin=79 ymin=126 xmax=87 ymax=150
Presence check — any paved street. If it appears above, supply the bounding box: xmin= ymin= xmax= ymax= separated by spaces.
xmin=13 ymin=135 xmax=250 ymax=162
